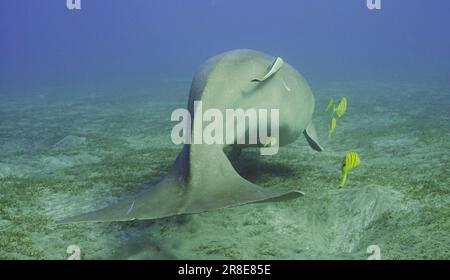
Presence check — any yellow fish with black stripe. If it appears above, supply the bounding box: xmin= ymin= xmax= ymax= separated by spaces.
xmin=328 ymin=116 xmax=336 ymax=137
xmin=325 ymin=97 xmax=334 ymax=112
xmin=334 ymin=97 xmax=347 ymax=118
xmin=264 ymin=136 xmax=277 ymax=148
xmin=340 ymin=151 xmax=360 ymax=187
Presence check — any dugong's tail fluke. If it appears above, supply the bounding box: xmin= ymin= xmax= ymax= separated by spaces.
xmin=60 ymin=145 xmax=303 ymax=224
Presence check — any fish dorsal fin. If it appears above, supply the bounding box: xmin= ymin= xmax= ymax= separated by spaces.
xmin=304 ymin=122 xmax=324 ymax=152
xmin=251 ymin=57 xmax=284 ymax=82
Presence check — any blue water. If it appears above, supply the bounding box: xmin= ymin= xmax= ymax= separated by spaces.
xmin=1 ymin=0 xmax=449 ymax=94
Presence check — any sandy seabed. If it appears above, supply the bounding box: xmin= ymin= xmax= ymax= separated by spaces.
xmin=0 ymin=78 xmax=449 ymax=259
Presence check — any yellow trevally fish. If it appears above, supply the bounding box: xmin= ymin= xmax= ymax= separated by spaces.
xmin=325 ymin=97 xmax=334 ymax=112
xmin=334 ymin=97 xmax=347 ymax=118
xmin=340 ymin=151 xmax=360 ymax=187
xmin=264 ymin=136 xmax=277 ymax=148
xmin=328 ymin=116 xmax=337 ymax=137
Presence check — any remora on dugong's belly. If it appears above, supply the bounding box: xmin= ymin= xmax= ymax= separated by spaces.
xmin=61 ymin=49 xmax=323 ymax=223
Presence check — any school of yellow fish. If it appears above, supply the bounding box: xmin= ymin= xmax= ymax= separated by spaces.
xmin=324 ymin=96 xmax=360 ymax=187
xmin=325 ymin=97 xmax=347 ymax=137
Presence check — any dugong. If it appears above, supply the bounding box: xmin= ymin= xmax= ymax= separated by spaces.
xmin=62 ymin=49 xmax=323 ymax=223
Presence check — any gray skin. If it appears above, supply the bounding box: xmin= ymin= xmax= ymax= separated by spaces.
xmin=61 ymin=49 xmax=323 ymax=223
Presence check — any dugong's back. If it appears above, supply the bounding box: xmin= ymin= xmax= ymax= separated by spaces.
xmin=188 ymin=49 xmax=316 ymax=146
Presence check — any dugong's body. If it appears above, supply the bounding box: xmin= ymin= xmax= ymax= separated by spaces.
xmin=62 ymin=49 xmax=323 ymax=223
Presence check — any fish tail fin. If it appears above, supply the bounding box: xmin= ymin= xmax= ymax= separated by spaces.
xmin=340 ymin=173 xmax=348 ymax=188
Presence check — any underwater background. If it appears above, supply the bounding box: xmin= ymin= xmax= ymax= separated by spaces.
xmin=0 ymin=0 xmax=449 ymax=259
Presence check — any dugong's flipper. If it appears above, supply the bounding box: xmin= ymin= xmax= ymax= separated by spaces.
xmin=304 ymin=122 xmax=324 ymax=152
xmin=60 ymin=145 xmax=303 ymax=223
